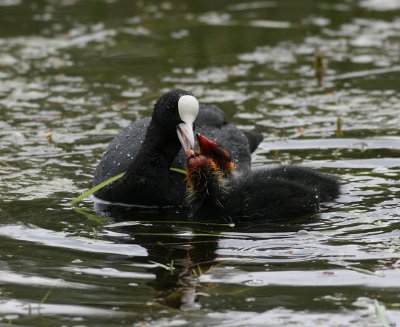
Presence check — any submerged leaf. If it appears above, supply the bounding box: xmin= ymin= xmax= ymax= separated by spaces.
xmin=73 ymin=206 xmax=107 ymax=224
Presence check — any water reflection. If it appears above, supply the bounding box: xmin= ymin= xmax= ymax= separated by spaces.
xmin=77 ymin=205 xmax=320 ymax=311
xmin=102 ymin=210 xmax=221 ymax=311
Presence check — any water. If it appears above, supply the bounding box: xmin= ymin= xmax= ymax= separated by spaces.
xmin=0 ymin=0 xmax=399 ymax=326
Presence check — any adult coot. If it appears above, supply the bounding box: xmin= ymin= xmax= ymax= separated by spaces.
xmin=185 ymin=134 xmax=340 ymax=220
xmin=93 ymin=89 xmax=263 ymax=207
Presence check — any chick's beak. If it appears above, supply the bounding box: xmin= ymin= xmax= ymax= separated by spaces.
xmin=197 ymin=133 xmax=232 ymax=162
xmin=197 ymin=133 xmax=217 ymax=154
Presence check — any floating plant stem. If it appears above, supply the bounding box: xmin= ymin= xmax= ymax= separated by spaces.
xmin=346 ymin=265 xmax=376 ymax=275
xmin=336 ymin=115 xmax=343 ymax=137
xmin=170 ymin=167 xmax=186 ymax=175
xmin=71 ymin=168 xmax=187 ymax=204
xmin=38 ymin=289 xmax=52 ymax=312
xmin=374 ymin=300 xmax=391 ymax=327
xmin=132 ymin=232 xmax=222 ymax=237
xmin=105 ymin=220 xmax=235 ymax=228
xmin=315 ymin=50 xmax=324 ymax=87
xmin=71 ymin=172 xmax=125 ymax=204
xmin=149 ymin=260 xmax=175 ymax=275
xmin=192 ymin=264 xmax=203 ymax=277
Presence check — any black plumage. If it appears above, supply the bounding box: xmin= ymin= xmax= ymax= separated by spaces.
xmin=186 ymin=155 xmax=321 ymax=221
xmin=92 ymin=89 xmax=263 ymax=207
xmin=185 ymin=134 xmax=340 ymax=221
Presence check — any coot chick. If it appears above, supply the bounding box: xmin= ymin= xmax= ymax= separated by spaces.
xmin=197 ymin=133 xmax=340 ymax=202
xmin=185 ymin=152 xmax=320 ymax=221
xmin=93 ymin=89 xmax=263 ymax=207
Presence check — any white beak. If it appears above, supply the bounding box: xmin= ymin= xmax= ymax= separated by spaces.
xmin=177 ymin=122 xmax=195 ymax=154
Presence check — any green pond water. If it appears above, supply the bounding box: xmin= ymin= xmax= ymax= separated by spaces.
xmin=1 ymin=0 xmax=400 ymax=326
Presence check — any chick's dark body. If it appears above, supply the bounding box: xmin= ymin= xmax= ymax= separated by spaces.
xmin=186 ymin=162 xmax=321 ymax=221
